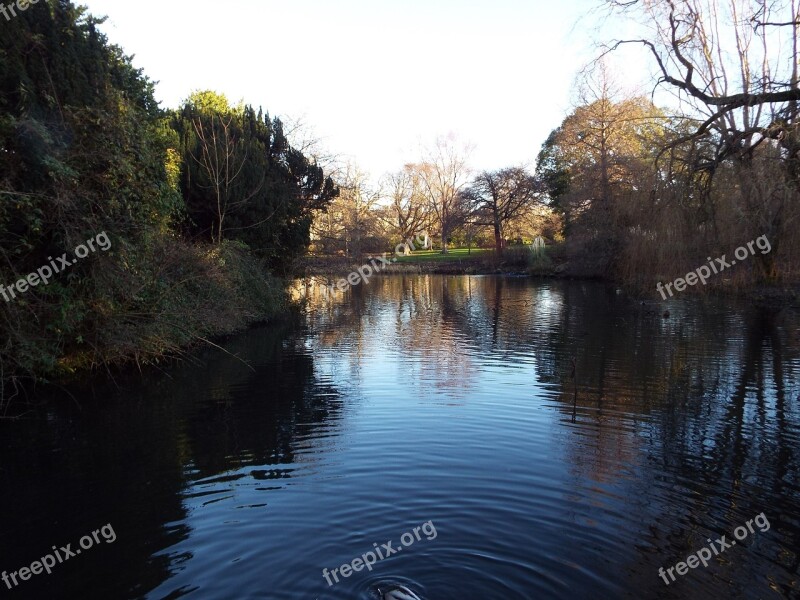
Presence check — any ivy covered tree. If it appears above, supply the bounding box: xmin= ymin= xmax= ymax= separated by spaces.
xmin=535 ymin=129 xmax=572 ymax=233
xmin=0 ymin=0 xmax=179 ymax=254
xmin=0 ymin=0 xmax=185 ymax=380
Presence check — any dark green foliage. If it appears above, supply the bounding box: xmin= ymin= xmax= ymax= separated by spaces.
xmin=0 ymin=1 xmax=329 ymax=402
xmin=172 ymin=97 xmax=338 ymax=271
xmin=0 ymin=1 xmax=183 ymax=386
xmin=534 ymin=129 xmax=571 ymax=227
xmin=0 ymin=0 xmax=177 ymax=252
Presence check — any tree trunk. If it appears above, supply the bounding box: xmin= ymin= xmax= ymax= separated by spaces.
xmin=493 ymin=218 xmax=503 ymax=255
xmin=756 ymin=237 xmax=780 ymax=283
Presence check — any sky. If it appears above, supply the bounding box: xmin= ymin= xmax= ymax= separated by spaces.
xmin=81 ymin=0 xmax=644 ymax=178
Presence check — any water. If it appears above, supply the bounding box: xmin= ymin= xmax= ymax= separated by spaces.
xmin=1 ymin=276 xmax=799 ymax=599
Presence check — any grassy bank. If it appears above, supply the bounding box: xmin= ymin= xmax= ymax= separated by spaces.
xmin=298 ymin=245 xmax=799 ymax=303
xmin=1 ymin=237 xmax=288 ymax=415
xmin=299 ymin=245 xmax=560 ymax=276
xmin=62 ymin=239 xmax=289 ymax=372
xmin=393 ymin=248 xmax=492 ymax=263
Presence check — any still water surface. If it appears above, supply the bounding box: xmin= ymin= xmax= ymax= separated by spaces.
xmin=1 ymin=276 xmax=799 ymax=599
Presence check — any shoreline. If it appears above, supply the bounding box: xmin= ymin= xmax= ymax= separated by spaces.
xmin=9 ymin=270 xmax=796 ymax=416
xmin=297 ymin=257 xmax=800 ymax=302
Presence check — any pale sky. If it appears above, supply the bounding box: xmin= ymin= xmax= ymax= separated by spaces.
xmin=81 ymin=0 xmax=643 ymax=178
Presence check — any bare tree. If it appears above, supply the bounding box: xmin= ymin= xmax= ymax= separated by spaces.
xmin=603 ymin=0 xmax=800 ymax=164
xmin=312 ymin=162 xmax=382 ymax=258
xmin=416 ymin=136 xmax=473 ymax=254
xmin=190 ymin=114 xmax=262 ymax=245
xmin=379 ymin=165 xmax=430 ymax=250
xmin=281 ymin=114 xmax=342 ymax=175
xmin=602 ymin=0 xmax=800 ymax=280
xmin=465 ymin=167 xmax=541 ymax=254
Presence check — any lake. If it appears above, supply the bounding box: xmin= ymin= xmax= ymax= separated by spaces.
xmin=1 ymin=275 xmax=799 ymax=599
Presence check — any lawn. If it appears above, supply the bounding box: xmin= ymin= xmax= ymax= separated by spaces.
xmin=392 ymin=248 xmax=493 ymax=263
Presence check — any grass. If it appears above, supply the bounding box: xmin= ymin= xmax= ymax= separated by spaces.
xmin=393 ymin=248 xmax=492 ymax=263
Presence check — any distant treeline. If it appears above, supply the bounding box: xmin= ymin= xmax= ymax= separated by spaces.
xmin=311 ymin=0 xmax=800 ymax=290
xmin=0 ymin=0 xmax=337 ymax=403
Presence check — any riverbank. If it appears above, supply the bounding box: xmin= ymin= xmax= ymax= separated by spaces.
xmin=62 ymin=241 xmax=290 ymax=372
xmin=0 ymin=238 xmax=290 ymax=416
xmin=297 ymin=246 xmax=800 ymax=303
xmin=297 ymin=246 xmax=561 ymax=277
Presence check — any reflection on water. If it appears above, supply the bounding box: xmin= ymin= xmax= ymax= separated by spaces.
xmin=1 ymin=276 xmax=799 ymax=599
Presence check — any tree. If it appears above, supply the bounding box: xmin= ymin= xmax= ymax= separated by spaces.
xmin=311 ymin=162 xmax=383 ymax=257
xmin=602 ymin=0 xmax=800 ymax=281
xmin=282 ymin=114 xmax=341 ymax=175
xmin=380 ymin=165 xmax=430 ymax=249
xmin=534 ymin=64 xmax=665 ymax=273
xmin=337 ymin=163 xmax=383 ymax=257
xmin=185 ymin=93 xmax=259 ymax=245
xmin=0 ymin=0 xmax=183 ymax=388
xmin=465 ymin=167 xmax=540 ymax=254
xmin=174 ymin=96 xmax=338 ymax=266
xmin=604 ymin=0 xmax=800 ymax=165
xmin=543 ymin=96 xmax=661 ymax=223
xmin=416 ymin=136 xmax=473 ymax=253
xmin=535 ymin=128 xmax=572 ymax=232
